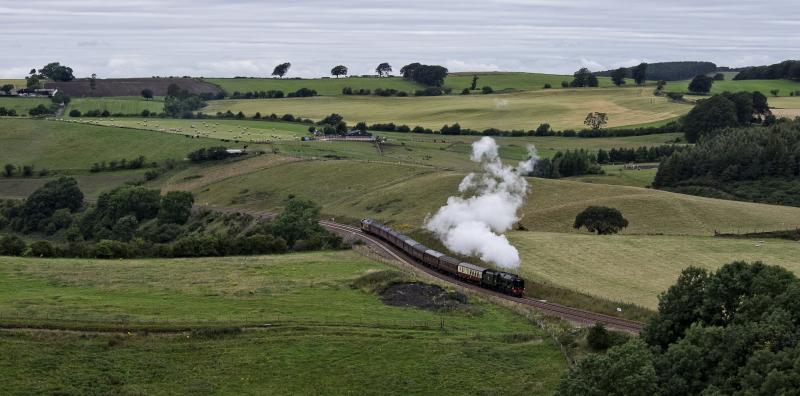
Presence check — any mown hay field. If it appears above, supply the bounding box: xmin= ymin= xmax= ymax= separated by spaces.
xmin=204 ymin=87 xmax=691 ymax=131
xmin=511 ymin=231 xmax=800 ymax=309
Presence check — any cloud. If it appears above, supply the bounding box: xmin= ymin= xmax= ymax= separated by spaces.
xmin=0 ymin=0 xmax=798 ymax=77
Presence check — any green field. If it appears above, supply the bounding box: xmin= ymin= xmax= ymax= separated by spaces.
xmin=208 ymin=72 xmax=638 ymax=97
xmin=188 ymin=159 xmax=800 ymax=236
xmin=205 ymin=87 xmax=691 ymax=130
xmin=207 ymin=76 xmax=424 ymax=96
xmin=0 ymin=118 xmax=244 ymax=171
xmin=511 ymin=231 xmax=800 ymax=308
xmin=570 ymin=164 xmax=659 ymax=188
xmin=0 ymin=97 xmax=51 ymax=114
xmin=0 ymin=251 xmax=567 ymax=394
xmin=668 ymin=78 xmax=800 ymax=96
xmin=87 ymin=117 xmax=311 ymax=142
xmin=67 ymin=96 xmax=164 ymax=115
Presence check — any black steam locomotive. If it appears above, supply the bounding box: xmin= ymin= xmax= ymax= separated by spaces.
xmin=361 ymin=219 xmax=525 ymax=297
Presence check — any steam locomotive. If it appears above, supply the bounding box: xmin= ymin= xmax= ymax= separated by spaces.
xmin=360 ymin=219 xmax=525 ymax=297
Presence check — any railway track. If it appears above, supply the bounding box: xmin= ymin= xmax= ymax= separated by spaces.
xmin=320 ymin=221 xmax=644 ymax=333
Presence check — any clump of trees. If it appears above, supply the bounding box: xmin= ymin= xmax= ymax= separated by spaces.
xmin=573 ymin=206 xmax=629 ymax=234
xmin=688 ymin=74 xmax=714 ymax=94
xmin=0 ymin=180 xmax=342 ymax=258
xmin=570 ymin=68 xmax=599 ymax=87
xmin=596 ymin=145 xmax=687 ymax=164
xmin=654 ymin=119 xmax=800 ymax=206
xmin=187 ymin=147 xmax=241 ymax=162
xmin=681 ymin=91 xmax=770 ymax=143
xmin=557 ymin=261 xmax=800 ymax=395
xmin=316 ymin=113 xmax=348 ymax=134
xmin=610 ymin=67 xmax=627 ymax=86
xmin=231 ymin=90 xmax=284 ymax=99
xmin=531 ymin=149 xmax=603 ymax=179
xmin=36 ymin=62 xmax=75 ymax=82
xmin=399 ymin=63 xmax=449 ymax=86
xmin=0 ymin=107 xmax=18 ymax=116
xmin=163 ymin=83 xmax=206 ymax=117
xmin=631 ymin=62 xmax=648 ymax=85
xmin=596 ymin=61 xmax=717 ymax=81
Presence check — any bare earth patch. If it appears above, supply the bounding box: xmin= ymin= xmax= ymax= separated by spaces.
xmin=380 ymin=283 xmax=467 ymax=311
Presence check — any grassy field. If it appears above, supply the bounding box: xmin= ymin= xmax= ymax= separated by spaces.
xmin=207 ymin=76 xmax=424 ymax=96
xmin=190 ymin=159 xmax=800 ymax=236
xmin=511 ymin=231 xmax=800 ymax=308
xmin=570 ymin=164 xmax=659 ymax=188
xmin=0 ymin=251 xmax=567 ymax=394
xmin=444 ymin=72 xmax=634 ymax=91
xmin=205 ymin=87 xmax=691 ymax=131
xmin=0 ymin=97 xmax=51 ymax=114
xmin=0 ymin=118 xmax=244 ymax=171
xmin=667 ymin=78 xmax=800 ymax=96
xmin=0 ymin=79 xmax=26 ymax=88
xmin=86 ymin=117 xmax=311 ymax=142
xmin=67 ymin=97 xmax=164 ymax=115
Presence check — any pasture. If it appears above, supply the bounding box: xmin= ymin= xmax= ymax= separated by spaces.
xmin=511 ymin=231 xmax=800 ymax=309
xmin=0 ymin=251 xmax=567 ymax=394
xmin=204 ymin=87 xmax=691 ymax=130
xmin=0 ymin=97 xmax=51 ymax=114
xmin=444 ymin=72 xmax=633 ymax=91
xmin=86 ymin=117 xmax=309 ymax=142
xmin=0 ymin=118 xmax=232 ymax=171
xmin=67 ymin=97 xmax=164 ymax=115
xmin=668 ymin=78 xmax=800 ymax=96
xmin=769 ymin=96 xmax=800 ymax=119
xmin=207 ymin=76 xmax=424 ymax=96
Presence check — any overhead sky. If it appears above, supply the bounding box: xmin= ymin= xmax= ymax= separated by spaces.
xmin=2 ymin=0 xmax=798 ymax=78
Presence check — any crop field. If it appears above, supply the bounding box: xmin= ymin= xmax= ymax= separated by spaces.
xmin=191 ymin=159 xmax=800 ymax=236
xmin=511 ymin=231 xmax=800 ymax=308
xmin=0 ymin=251 xmax=567 ymax=394
xmin=769 ymin=96 xmax=800 ymax=118
xmin=0 ymin=97 xmax=51 ymax=114
xmin=67 ymin=97 xmax=165 ymax=115
xmin=205 ymin=87 xmax=691 ymax=130
xmin=668 ymin=78 xmax=800 ymax=96
xmin=0 ymin=79 xmax=26 ymax=88
xmin=0 ymin=118 xmax=231 ymax=171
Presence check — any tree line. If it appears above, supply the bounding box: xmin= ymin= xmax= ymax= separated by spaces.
xmin=530 ymin=149 xmax=603 ymax=178
xmin=596 ymin=61 xmax=717 ymax=81
xmin=734 ymin=60 xmax=800 ymax=80
xmin=596 ymin=145 xmax=688 ymax=164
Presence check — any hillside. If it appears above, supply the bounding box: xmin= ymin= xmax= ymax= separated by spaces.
xmin=44 ymin=77 xmax=222 ymax=97
xmin=0 ymin=251 xmax=567 ymax=394
xmin=204 ymin=87 xmax=691 ymax=131
xmin=183 ymin=158 xmax=800 ymax=236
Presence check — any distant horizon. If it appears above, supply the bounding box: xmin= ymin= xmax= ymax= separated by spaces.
xmin=2 ymin=0 xmax=798 ymax=79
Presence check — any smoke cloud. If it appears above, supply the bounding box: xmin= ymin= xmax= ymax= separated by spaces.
xmin=425 ymin=137 xmax=538 ymax=270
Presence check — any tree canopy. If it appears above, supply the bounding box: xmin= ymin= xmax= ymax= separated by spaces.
xmin=734 ymin=60 xmax=800 ymax=81
xmin=631 ymin=62 xmax=648 ymax=85
xmin=570 ymin=68 xmax=599 ymax=87
xmin=272 ymin=62 xmax=291 ymax=78
xmin=573 ymin=206 xmax=629 ymax=234
xmin=375 ymin=62 xmax=392 ymax=77
xmin=610 ymin=67 xmax=627 ymax=86
xmin=399 ymin=63 xmax=448 ymax=86
xmin=331 ymin=65 xmax=348 ymax=78
xmin=38 ymin=62 xmax=75 ymax=82
xmin=688 ymin=75 xmax=714 ymax=94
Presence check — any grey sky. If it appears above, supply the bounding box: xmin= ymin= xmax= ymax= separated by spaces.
xmin=1 ymin=0 xmax=798 ymax=78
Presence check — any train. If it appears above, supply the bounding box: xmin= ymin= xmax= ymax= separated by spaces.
xmin=360 ymin=218 xmax=525 ymax=297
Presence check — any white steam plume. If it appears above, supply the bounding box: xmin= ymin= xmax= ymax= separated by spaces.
xmin=425 ymin=137 xmax=538 ymax=270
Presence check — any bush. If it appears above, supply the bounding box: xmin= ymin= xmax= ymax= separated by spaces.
xmin=68 ymin=109 xmax=81 ymax=117
xmin=29 ymin=241 xmax=55 ymax=257
xmin=481 ymin=86 xmax=494 ymax=94
xmin=543 ymin=83 xmax=552 ymax=89
xmin=0 ymin=235 xmax=26 ymax=256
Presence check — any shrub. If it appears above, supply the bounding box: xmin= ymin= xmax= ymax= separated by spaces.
xmin=68 ymin=109 xmax=81 ymax=117
xmin=29 ymin=241 xmax=55 ymax=257
xmin=481 ymin=86 xmax=494 ymax=94
xmin=543 ymin=83 xmax=552 ymax=89
xmin=0 ymin=235 xmax=26 ymax=256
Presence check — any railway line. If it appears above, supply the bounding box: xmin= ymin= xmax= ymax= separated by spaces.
xmin=320 ymin=220 xmax=644 ymax=333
